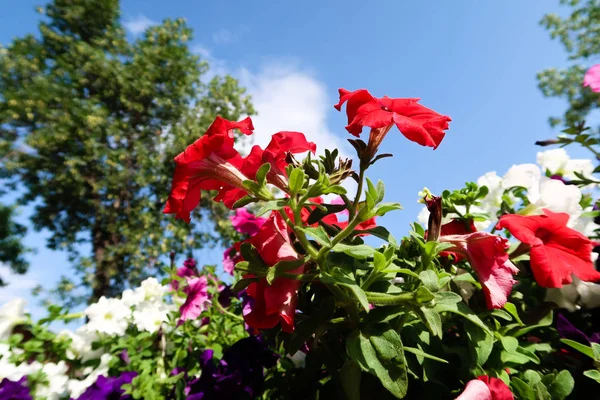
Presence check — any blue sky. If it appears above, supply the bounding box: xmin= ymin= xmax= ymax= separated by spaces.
xmin=0 ymin=1 xmax=584 ymax=314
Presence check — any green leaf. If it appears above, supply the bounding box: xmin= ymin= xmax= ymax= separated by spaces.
xmin=255 ymin=199 xmax=287 ymax=217
xmin=331 ymin=243 xmax=376 ymax=259
xmin=321 ymin=268 xmax=370 ymax=312
xmin=297 ymin=226 xmax=332 ymax=247
xmin=434 ymin=297 xmax=490 ymax=334
xmin=288 ymin=168 xmax=305 ymax=195
xmin=232 ymin=195 xmax=257 ymax=209
xmin=381 ymin=267 xmax=421 ymax=279
xmin=511 ymin=377 xmax=536 ymax=400
xmin=413 ymin=306 xmax=443 ymax=338
xmin=373 ymin=251 xmax=387 ymax=271
xmin=322 ymin=185 xmax=347 ymax=195
xmin=403 ymin=346 xmax=448 ymax=363
xmin=375 ymin=180 xmax=385 ymax=203
xmin=464 ymin=321 xmax=494 ymax=366
xmin=500 ymin=336 xmax=519 ymax=353
xmin=340 ymin=360 xmax=361 ymax=400
xmin=354 ymin=226 xmax=398 ymax=247
xmin=500 ymin=346 xmax=540 ymax=365
xmin=547 ymin=370 xmax=574 ymax=400
xmin=346 ymin=324 xmax=408 ymax=399
xmin=255 ymin=162 xmax=271 ymax=186
xmin=560 ymin=339 xmax=594 ymax=358
xmin=491 ymin=309 xmax=513 ymax=321
xmin=503 ymin=302 xmax=524 ymax=326
xmin=433 ymin=291 xmax=463 ymax=306
xmin=231 ymin=277 xmax=260 ymax=292
xmin=373 ymin=202 xmax=403 ymax=217
xmin=592 ymin=342 xmax=600 ymax=361
xmin=583 ymin=369 xmax=600 ymax=384
xmin=419 ymin=270 xmax=439 ymax=292
xmin=415 ymin=286 xmax=435 ymax=304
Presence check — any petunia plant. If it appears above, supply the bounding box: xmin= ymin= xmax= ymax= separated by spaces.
xmin=2 ymin=85 xmax=600 ymax=399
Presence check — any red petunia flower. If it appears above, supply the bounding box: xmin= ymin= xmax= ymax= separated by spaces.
xmin=214 ymin=131 xmax=317 ymax=208
xmin=496 ymin=209 xmax=600 ymax=288
xmin=163 ymin=116 xmax=254 ymax=222
xmin=440 ymin=231 xmax=519 ymax=309
xmin=456 ymin=376 xmax=513 ymax=400
xmin=334 ymin=88 xmax=451 ymax=149
xmin=244 ymin=211 xmax=304 ymax=332
xmin=439 ymin=219 xmax=477 ymax=261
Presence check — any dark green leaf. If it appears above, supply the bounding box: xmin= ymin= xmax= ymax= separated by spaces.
xmin=346 ymin=324 xmax=408 ymax=399
xmin=340 ymin=360 xmax=361 ymax=400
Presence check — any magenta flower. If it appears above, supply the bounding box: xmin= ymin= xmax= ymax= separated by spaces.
xmin=230 ymin=208 xmax=267 ymax=236
xmin=222 ymin=242 xmax=242 ymax=275
xmin=583 ymin=64 xmax=600 ymax=92
xmin=178 ymin=276 xmax=210 ymax=324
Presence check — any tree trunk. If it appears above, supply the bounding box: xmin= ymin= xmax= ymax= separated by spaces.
xmin=91 ymin=220 xmax=110 ymax=304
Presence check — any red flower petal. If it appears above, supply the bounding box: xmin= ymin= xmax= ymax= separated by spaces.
xmin=497 ymin=209 xmax=600 ymax=288
xmin=440 ymin=232 xmax=518 ymax=309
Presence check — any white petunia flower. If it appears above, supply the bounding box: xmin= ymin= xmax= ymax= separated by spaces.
xmin=476 ymin=171 xmax=505 ymax=223
xmin=121 ymin=288 xmax=145 ymax=308
xmin=537 ymin=148 xmax=596 ymax=184
xmin=67 ymin=353 xmax=112 ymax=398
xmin=502 ymin=163 xmax=542 ymax=202
xmin=132 ymin=301 xmax=170 ymax=333
xmin=136 ymin=277 xmax=168 ymax=303
xmin=85 ymin=296 xmax=131 ymax=335
xmin=502 ymin=163 xmax=583 ymax=221
xmin=0 ymin=298 xmax=27 ymax=341
xmin=58 ymin=327 xmax=102 ymax=361
xmin=545 ymin=276 xmax=600 ymax=312
xmin=36 ymin=361 xmax=69 ymax=400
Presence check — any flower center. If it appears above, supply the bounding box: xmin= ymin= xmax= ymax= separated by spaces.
xmin=535 ymin=228 xmax=553 ymax=243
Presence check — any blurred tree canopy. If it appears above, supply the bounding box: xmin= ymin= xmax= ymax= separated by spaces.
xmin=0 ymin=0 xmax=254 ymax=305
xmin=537 ymin=0 xmax=600 ymax=130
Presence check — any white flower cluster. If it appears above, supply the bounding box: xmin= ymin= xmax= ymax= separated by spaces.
xmin=86 ymin=277 xmax=172 ymax=336
xmin=0 ymin=277 xmax=174 ymax=399
xmin=418 ymin=148 xmax=600 ymax=312
xmin=417 ymin=148 xmax=597 ymax=233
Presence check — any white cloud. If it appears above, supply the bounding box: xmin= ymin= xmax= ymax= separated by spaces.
xmin=213 ymin=29 xmax=237 ymax=45
xmin=0 ymin=264 xmax=39 ymax=304
xmin=237 ymin=62 xmax=350 ymax=158
xmin=123 ymin=15 xmax=157 ymax=36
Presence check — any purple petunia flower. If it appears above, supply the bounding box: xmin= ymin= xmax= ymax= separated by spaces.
xmin=76 ymin=372 xmax=137 ymax=400
xmin=556 ymin=313 xmax=600 ymax=345
xmin=187 ymin=337 xmax=278 ymax=399
xmin=0 ymin=377 xmax=32 ymax=400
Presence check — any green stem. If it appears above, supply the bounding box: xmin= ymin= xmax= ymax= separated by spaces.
xmin=366 ymin=291 xmax=416 ymax=305
xmin=349 ymin=167 xmax=366 ymax=216
xmin=316 ymin=217 xmax=362 ymax=261
xmin=361 ymin=270 xmax=381 ymax=291
xmin=329 ymin=317 xmax=349 ymax=324
xmin=328 ymin=284 xmax=359 ymax=326
xmin=287 ymin=199 xmax=320 ymax=259
xmin=396 ymin=313 xmax=409 ymax=332
xmin=214 ymin=298 xmax=244 ymax=322
xmin=57 ymin=312 xmax=84 ymax=321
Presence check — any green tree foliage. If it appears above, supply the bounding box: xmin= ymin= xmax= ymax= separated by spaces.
xmin=537 ymin=0 xmax=600 ymax=129
xmin=0 ymin=204 xmax=29 ymax=285
xmin=0 ymin=0 xmax=254 ymax=305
